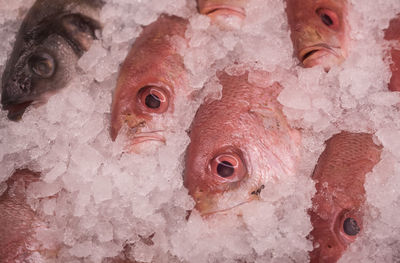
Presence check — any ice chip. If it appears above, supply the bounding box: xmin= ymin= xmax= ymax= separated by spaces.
xmin=69 ymin=241 xmax=94 ymax=258
xmin=78 ymin=40 xmax=108 ymax=72
xmin=92 ymin=175 xmax=113 ymax=204
xmin=278 ymin=87 xmax=311 ymax=110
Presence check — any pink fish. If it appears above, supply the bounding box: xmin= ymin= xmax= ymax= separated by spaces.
xmin=196 ymin=0 xmax=247 ymax=28
xmin=0 ymin=169 xmax=57 ymax=261
xmin=184 ymin=70 xmax=301 ymax=215
xmin=285 ymin=0 xmax=349 ymax=69
xmin=384 ymin=15 xmax=400 ymax=92
xmin=110 ymin=15 xmax=191 ymax=151
xmin=309 ymin=132 xmax=382 ymax=262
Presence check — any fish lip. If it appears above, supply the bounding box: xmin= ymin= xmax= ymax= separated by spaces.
xmin=1 ymin=101 xmax=33 ymax=121
xmin=202 ymin=5 xmax=246 ymax=19
xmin=131 ymin=131 xmax=166 ymax=146
xmin=299 ymin=44 xmax=340 ymax=66
xmin=199 ymin=197 xmax=257 ymax=216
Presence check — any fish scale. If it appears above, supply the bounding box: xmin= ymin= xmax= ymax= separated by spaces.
xmin=385 ymin=15 xmax=400 ymax=92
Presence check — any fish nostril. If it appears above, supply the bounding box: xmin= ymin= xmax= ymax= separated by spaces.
xmin=251 ymin=185 xmax=265 ymax=196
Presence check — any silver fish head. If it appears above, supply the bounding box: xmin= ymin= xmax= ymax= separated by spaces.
xmin=1 ymin=0 xmax=103 ymax=120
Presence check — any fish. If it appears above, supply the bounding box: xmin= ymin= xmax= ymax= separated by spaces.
xmin=196 ymin=0 xmax=247 ymax=28
xmin=384 ymin=15 xmax=400 ymax=92
xmin=0 ymin=169 xmax=57 ymax=261
xmin=110 ymin=15 xmax=191 ymax=151
xmin=309 ymin=132 xmax=382 ymax=263
xmin=1 ymin=0 xmax=103 ymax=121
xmin=285 ymin=0 xmax=349 ymax=70
xmin=183 ymin=70 xmax=301 ymax=215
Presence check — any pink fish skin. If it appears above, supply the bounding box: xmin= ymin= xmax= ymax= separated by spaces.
xmin=184 ymin=70 xmax=301 ymax=215
xmin=309 ymin=132 xmax=382 ymax=263
xmin=110 ymin=15 xmax=189 ymax=148
xmin=196 ymin=0 xmax=247 ymax=27
xmin=285 ymin=0 xmax=349 ymax=70
xmin=0 ymin=169 xmax=57 ymax=261
xmin=384 ymin=15 xmax=400 ymax=92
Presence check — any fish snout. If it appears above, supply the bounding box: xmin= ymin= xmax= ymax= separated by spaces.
xmin=1 ymin=74 xmax=33 ymax=106
xmin=310 ymin=246 xmax=344 ymax=263
xmin=1 ymin=75 xmax=35 ymax=121
xmin=299 ymin=45 xmax=343 ymax=70
xmin=310 ymin=233 xmax=346 ymax=263
xmin=111 ymin=113 xmax=146 ymax=141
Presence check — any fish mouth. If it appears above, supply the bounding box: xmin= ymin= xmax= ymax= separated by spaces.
xmin=130 ymin=131 xmax=166 ymax=146
xmin=197 ymin=195 xmax=258 ymax=217
xmin=299 ymin=44 xmax=340 ymax=68
xmin=2 ymin=101 xmax=33 ymax=121
xmin=202 ymin=5 xmax=246 ymax=20
xmin=201 ymin=200 xmax=251 ymax=216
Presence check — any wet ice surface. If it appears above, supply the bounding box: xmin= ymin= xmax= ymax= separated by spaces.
xmin=0 ymin=0 xmax=400 ymax=262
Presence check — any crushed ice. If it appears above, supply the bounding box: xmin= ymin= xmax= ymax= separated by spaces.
xmin=0 ymin=0 xmax=399 ymax=262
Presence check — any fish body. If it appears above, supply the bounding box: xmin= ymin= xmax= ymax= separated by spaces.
xmin=111 ymin=15 xmax=190 ymax=150
xmin=1 ymin=0 xmax=103 ymax=120
xmin=0 ymin=169 xmax=56 ymax=261
xmin=384 ymin=15 xmax=400 ymax=92
xmin=196 ymin=0 xmax=247 ymax=28
xmin=285 ymin=0 xmax=349 ymax=70
xmin=184 ymin=70 xmax=301 ymax=215
xmin=309 ymin=132 xmax=382 ymax=262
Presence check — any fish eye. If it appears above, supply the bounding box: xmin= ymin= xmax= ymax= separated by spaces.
xmin=337 ymin=210 xmax=362 ymax=242
xmin=343 ymin=217 xmax=360 ymax=236
xmin=209 ymin=152 xmax=247 ymax=182
xmin=138 ymin=86 xmax=169 ymax=113
xmin=28 ymin=52 xmax=55 ymax=78
xmin=316 ymin=8 xmax=339 ymax=30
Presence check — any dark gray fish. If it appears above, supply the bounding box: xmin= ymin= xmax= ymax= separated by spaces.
xmin=1 ymin=0 xmax=103 ymax=120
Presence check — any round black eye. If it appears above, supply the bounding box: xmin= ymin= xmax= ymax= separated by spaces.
xmin=28 ymin=52 xmax=55 ymax=78
xmin=321 ymin=13 xmax=333 ymax=26
xmin=316 ymin=8 xmax=339 ymax=29
xmin=145 ymin=93 xmax=161 ymax=109
xmin=216 ymin=161 xmax=235 ymax=178
xmin=343 ymin=217 xmax=360 ymax=236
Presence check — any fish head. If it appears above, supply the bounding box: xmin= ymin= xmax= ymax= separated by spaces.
xmin=309 ymin=132 xmax=382 ymax=262
xmin=196 ymin=0 xmax=248 ymax=29
xmin=1 ymin=0 xmax=102 ymax=120
xmin=286 ymin=0 xmax=349 ymax=70
xmin=384 ymin=15 xmax=400 ymax=92
xmin=110 ymin=15 xmax=190 ymax=152
xmin=184 ymin=71 xmax=301 ymax=215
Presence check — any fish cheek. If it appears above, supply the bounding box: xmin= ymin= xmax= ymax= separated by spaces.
xmin=29 ymin=35 xmax=79 ymax=99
